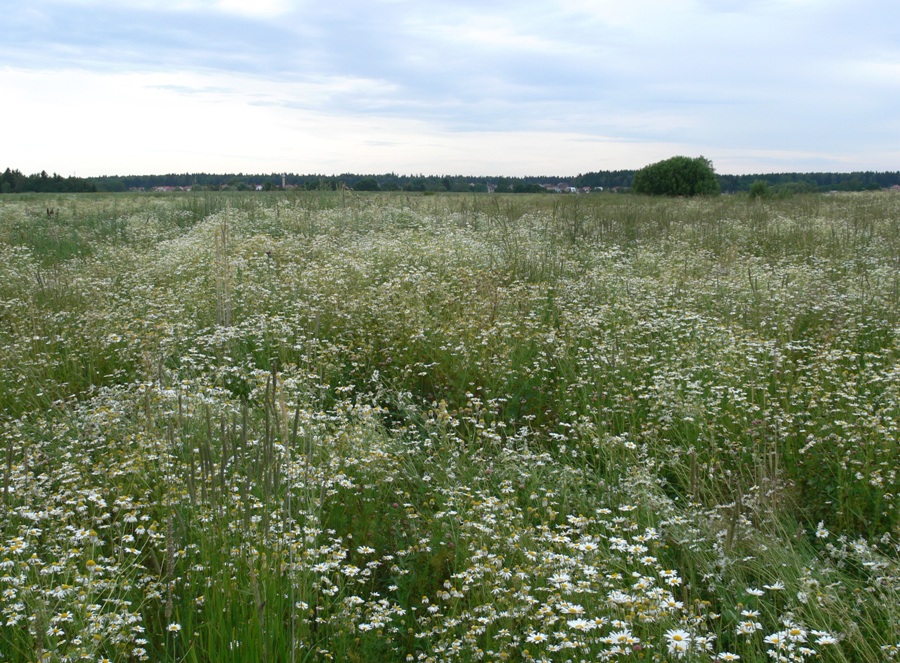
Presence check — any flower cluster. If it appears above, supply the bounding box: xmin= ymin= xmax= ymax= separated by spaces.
xmin=1 ymin=192 xmax=898 ymax=661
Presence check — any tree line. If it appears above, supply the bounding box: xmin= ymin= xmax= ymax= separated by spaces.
xmin=87 ymin=172 xmax=573 ymax=193
xmin=717 ymin=170 xmax=900 ymax=194
xmin=83 ymin=169 xmax=900 ymax=194
xmin=3 ymin=166 xmax=899 ymax=195
xmin=1 ymin=168 xmax=97 ymax=194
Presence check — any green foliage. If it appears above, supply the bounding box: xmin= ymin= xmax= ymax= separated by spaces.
xmin=304 ymin=177 xmax=338 ymax=191
xmin=632 ymin=155 xmax=721 ymax=196
xmin=773 ymin=180 xmax=819 ymax=196
xmin=0 ymin=167 xmax=96 ymax=193
xmin=353 ymin=177 xmax=380 ymax=191
xmin=512 ymin=181 xmax=545 ymax=193
xmin=18 ymin=167 xmax=898 ymax=196
xmin=749 ymin=179 xmax=770 ymax=198
xmin=224 ymin=177 xmax=250 ymax=191
xmin=2 ymin=192 xmax=899 ymax=662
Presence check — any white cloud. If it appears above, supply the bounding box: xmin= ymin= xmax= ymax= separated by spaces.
xmin=844 ymin=57 xmax=900 ymax=87
xmin=0 ymin=66 xmax=689 ymax=176
xmin=3 ymin=1 xmax=898 ymax=175
xmin=38 ymin=0 xmax=298 ymax=16
xmin=214 ymin=0 xmax=297 ymax=18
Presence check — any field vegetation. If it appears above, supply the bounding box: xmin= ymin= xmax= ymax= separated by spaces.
xmin=1 ymin=190 xmax=899 ymax=662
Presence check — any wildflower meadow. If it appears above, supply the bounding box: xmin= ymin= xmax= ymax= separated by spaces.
xmin=1 ymin=190 xmax=898 ymax=662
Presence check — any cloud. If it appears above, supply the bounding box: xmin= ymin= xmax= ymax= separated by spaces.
xmin=2 ymin=0 xmax=898 ymax=174
xmin=844 ymin=55 xmax=900 ymax=88
xmin=34 ymin=0 xmax=299 ymax=17
xmin=0 ymin=66 xmax=687 ymax=176
xmin=214 ymin=0 xmax=297 ymax=17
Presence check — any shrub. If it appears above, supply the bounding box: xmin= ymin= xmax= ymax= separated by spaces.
xmin=749 ymin=179 xmax=770 ymax=198
xmin=632 ymin=155 xmax=721 ymax=196
xmin=353 ymin=177 xmax=380 ymax=191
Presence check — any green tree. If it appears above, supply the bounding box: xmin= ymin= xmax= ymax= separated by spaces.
xmin=632 ymin=156 xmax=720 ymax=196
xmin=224 ymin=177 xmax=250 ymax=191
xmin=749 ymin=179 xmax=769 ymax=199
xmin=354 ymin=177 xmax=380 ymax=191
xmin=773 ymin=180 xmax=818 ymax=196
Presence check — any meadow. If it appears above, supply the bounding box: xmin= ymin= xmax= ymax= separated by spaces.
xmin=1 ymin=189 xmax=898 ymax=662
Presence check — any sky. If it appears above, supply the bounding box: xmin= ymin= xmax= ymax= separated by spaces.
xmin=2 ymin=0 xmax=899 ymax=177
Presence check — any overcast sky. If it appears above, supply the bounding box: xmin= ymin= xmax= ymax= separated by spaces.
xmin=3 ymin=0 xmax=899 ymax=177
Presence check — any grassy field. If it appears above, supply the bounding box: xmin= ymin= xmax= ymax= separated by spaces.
xmin=1 ymin=190 xmax=899 ymax=662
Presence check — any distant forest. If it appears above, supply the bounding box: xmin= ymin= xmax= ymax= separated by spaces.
xmin=88 ymin=171 xmax=636 ymax=193
xmin=1 ymin=168 xmax=97 ymax=194
xmin=3 ymin=166 xmax=900 ymax=195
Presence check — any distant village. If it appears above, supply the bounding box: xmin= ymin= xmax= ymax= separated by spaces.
xmin=137 ymin=182 xmax=607 ymax=193
xmin=5 ymin=164 xmax=900 ymax=195
xmin=138 ymin=182 xmax=900 ymax=194
xmin=139 ymin=182 xmax=900 ymax=194
xmin=9 ymin=166 xmax=893 ymax=195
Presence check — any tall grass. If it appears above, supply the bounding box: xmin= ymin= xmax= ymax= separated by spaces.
xmin=1 ymin=190 xmax=898 ymax=661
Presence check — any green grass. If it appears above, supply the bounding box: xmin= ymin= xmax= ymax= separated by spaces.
xmin=1 ymin=190 xmax=899 ymax=661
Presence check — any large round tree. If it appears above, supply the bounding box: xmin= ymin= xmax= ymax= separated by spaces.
xmin=631 ymin=156 xmax=720 ymax=196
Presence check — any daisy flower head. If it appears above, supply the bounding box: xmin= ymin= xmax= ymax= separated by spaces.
xmin=664 ymin=629 xmax=692 ymax=657
xmin=567 ymin=618 xmax=595 ymax=632
xmin=607 ymin=628 xmax=638 ymax=645
xmin=814 ymin=632 xmax=838 ymax=646
xmin=557 ymin=601 xmax=584 ymax=615
xmin=764 ymin=632 xmax=787 ymax=649
xmin=736 ymin=620 xmax=762 ymax=636
xmin=786 ymin=625 xmax=807 ymax=642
